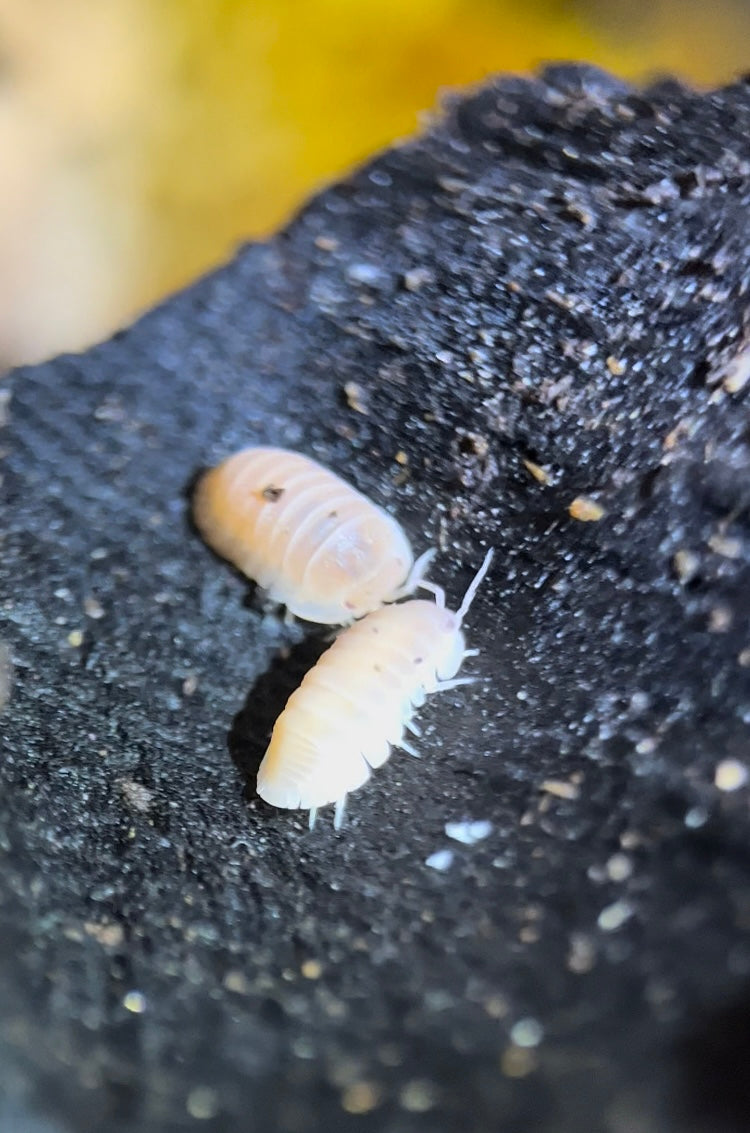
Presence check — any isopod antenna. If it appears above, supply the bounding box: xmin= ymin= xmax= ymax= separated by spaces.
xmin=457 ymin=548 xmax=495 ymax=623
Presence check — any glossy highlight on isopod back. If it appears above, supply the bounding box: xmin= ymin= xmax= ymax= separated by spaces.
xmin=193 ymin=446 xmax=417 ymax=624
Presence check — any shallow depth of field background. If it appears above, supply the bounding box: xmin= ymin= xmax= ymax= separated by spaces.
xmin=0 ymin=0 xmax=748 ymax=367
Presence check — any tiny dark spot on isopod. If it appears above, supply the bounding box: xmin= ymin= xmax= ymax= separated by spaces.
xmin=262 ymin=485 xmax=285 ymax=502
xmin=328 ymin=510 xmax=338 ymax=518
xmin=414 ymin=657 xmax=424 ymax=664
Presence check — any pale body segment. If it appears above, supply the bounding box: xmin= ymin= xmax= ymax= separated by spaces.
xmin=193 ymin=446 xmax=430 ymax=624
xmin=256 ymin=550 xmax=494 ymax=829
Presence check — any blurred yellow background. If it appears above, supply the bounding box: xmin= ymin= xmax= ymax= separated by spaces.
xmin=0 ymin=0 xmax=748 ymax=366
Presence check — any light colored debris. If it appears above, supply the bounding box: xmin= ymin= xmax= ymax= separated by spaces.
xmin=714 ymin=758 xmax=748 ymax=792
xmin=343 ymin=380 xmax=369 ymax=414
xmin=569 ymin=496 xmax=606 ymax=522
xmin=540 ymin=778 xmax=580 ymax=801
xmin=523 ymin=458 xmax=550 ymax=485
xmin=597 ymin=899 xmax=634 ymax=932
xmin=444 ymin=820 xmax=492 ymax=845
xmin=425 ymin=849 xmax=454 ymax=871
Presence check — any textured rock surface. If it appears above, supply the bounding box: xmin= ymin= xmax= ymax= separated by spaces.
xmin=2 ymin=65 xmax=750 ymax=1132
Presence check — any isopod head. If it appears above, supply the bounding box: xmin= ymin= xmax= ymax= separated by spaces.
xmin=418 ymin=548 xmax=495 ymax=680
xmin=434 ymin=619 xmax=466 ymax=680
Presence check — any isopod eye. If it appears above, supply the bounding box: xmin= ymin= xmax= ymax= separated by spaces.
xmin=261 ymin=485 xmax=285 ymax=502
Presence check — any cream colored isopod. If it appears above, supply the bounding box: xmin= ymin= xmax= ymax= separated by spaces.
xmin=256 ymin=549 xmax=494 ymax=829
xmin=194 ymin=447 xmax=431 ymax=624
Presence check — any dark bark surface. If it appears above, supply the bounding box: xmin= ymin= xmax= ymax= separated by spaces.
xmin=2 ymin=65 xmax=750 ymax=1132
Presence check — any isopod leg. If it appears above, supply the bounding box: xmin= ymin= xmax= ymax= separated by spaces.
xmin=405 ymin=719 xmax=422 ymax=737
xmin=436 ymin=676 xmax=476 ymax=692
xmin=308 ymin=807 xmax=318 ymax=830
xmin=396 ymin=547 xmax=437 ymax=598
xmin=333 ymin=796 xmax=347 ymax=830
xmin=417 ymin=579 xmax=445 ymax=609
xmin=400 ymin=738 xmax=421 ymax=758
xmin=463 ymin=648 xmax=480 ymax=659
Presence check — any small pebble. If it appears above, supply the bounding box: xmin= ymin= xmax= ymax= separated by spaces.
xmin=509 ymin=1017 xmax=544 ymax=1048
xmin=122 ymin=991 xmax=147 ymax=1014
xmin=708 ymin=533 xmax=742 ymax=559
xmin=83 ymin=596 xmax=105 ymax=619
xmin=399 ymin=1079 xmax=439 ymax=1112
xmin=708 ymin=605 xmax=732 ymax=633
xmin=223 ymin=970 xmax=249 ymax=995
xmin=346 ymin=262 xmax=383 ymax=287
xmin=684 ymin=806 xmax=708 ymax=829
xmin=569 ymin=496 xmax=606 ymax=522
xmin=84 ymin=921 xmax=124 ymax=948
xmin=343 ymin=381 xmax=369 ymax=414
xmin=292 ymin=1036 xmax=316 ymax=1060
xmin=714 ymin=759 xmax=748 ymax=792
xmin=118 ymin=779 xmax=154 ymax=813
xmin=484 ymin=993 xmax=509 ymax=1019
xmin=425 ymin=849 xmax=454 ymax=871
xmin=445 ymin=820 xmax=492 ymax=845
xmin=341 ymin=1081 xmax=382 ymax=1115
xmin=597 ymin=899 xmax=634 ymax=932
xmin=186 ymin=1087 xmax=219 ymax=1120
xmin=403 ymin=267 xmax=432 ymax=291
xmin=723 ymin=343 xmax=750 ymax=393
xmin=500 ymin=1046 xmax=537 ymax=1078
xmin=606 ymin=853 xmax=633 ymax=882
xmin=314 ymin=235 xmax=339 ymax=252
xmin=301 ymin=959 xmax=323 ymax=980
xmin=540 ymin=778 xmax=579 ymax=800
xmin=567 ymin=932 xmax=597 ymax=974
xmin=67 ymin=629 xmax=84 ymax=648
xmin=522 ymin=458 xmax=550 ymax=485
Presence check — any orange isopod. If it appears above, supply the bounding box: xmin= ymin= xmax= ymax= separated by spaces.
xmin=193 ymin=447 xmax=431 ymax=624
xmin=256 ymin=549 xmax=494 ymax=829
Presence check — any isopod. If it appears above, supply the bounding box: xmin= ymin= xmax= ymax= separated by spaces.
xmin=193 ymin=447 xmax=431 ymax=624
xmin=256 ymin=548 xmax=494 ymax=829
